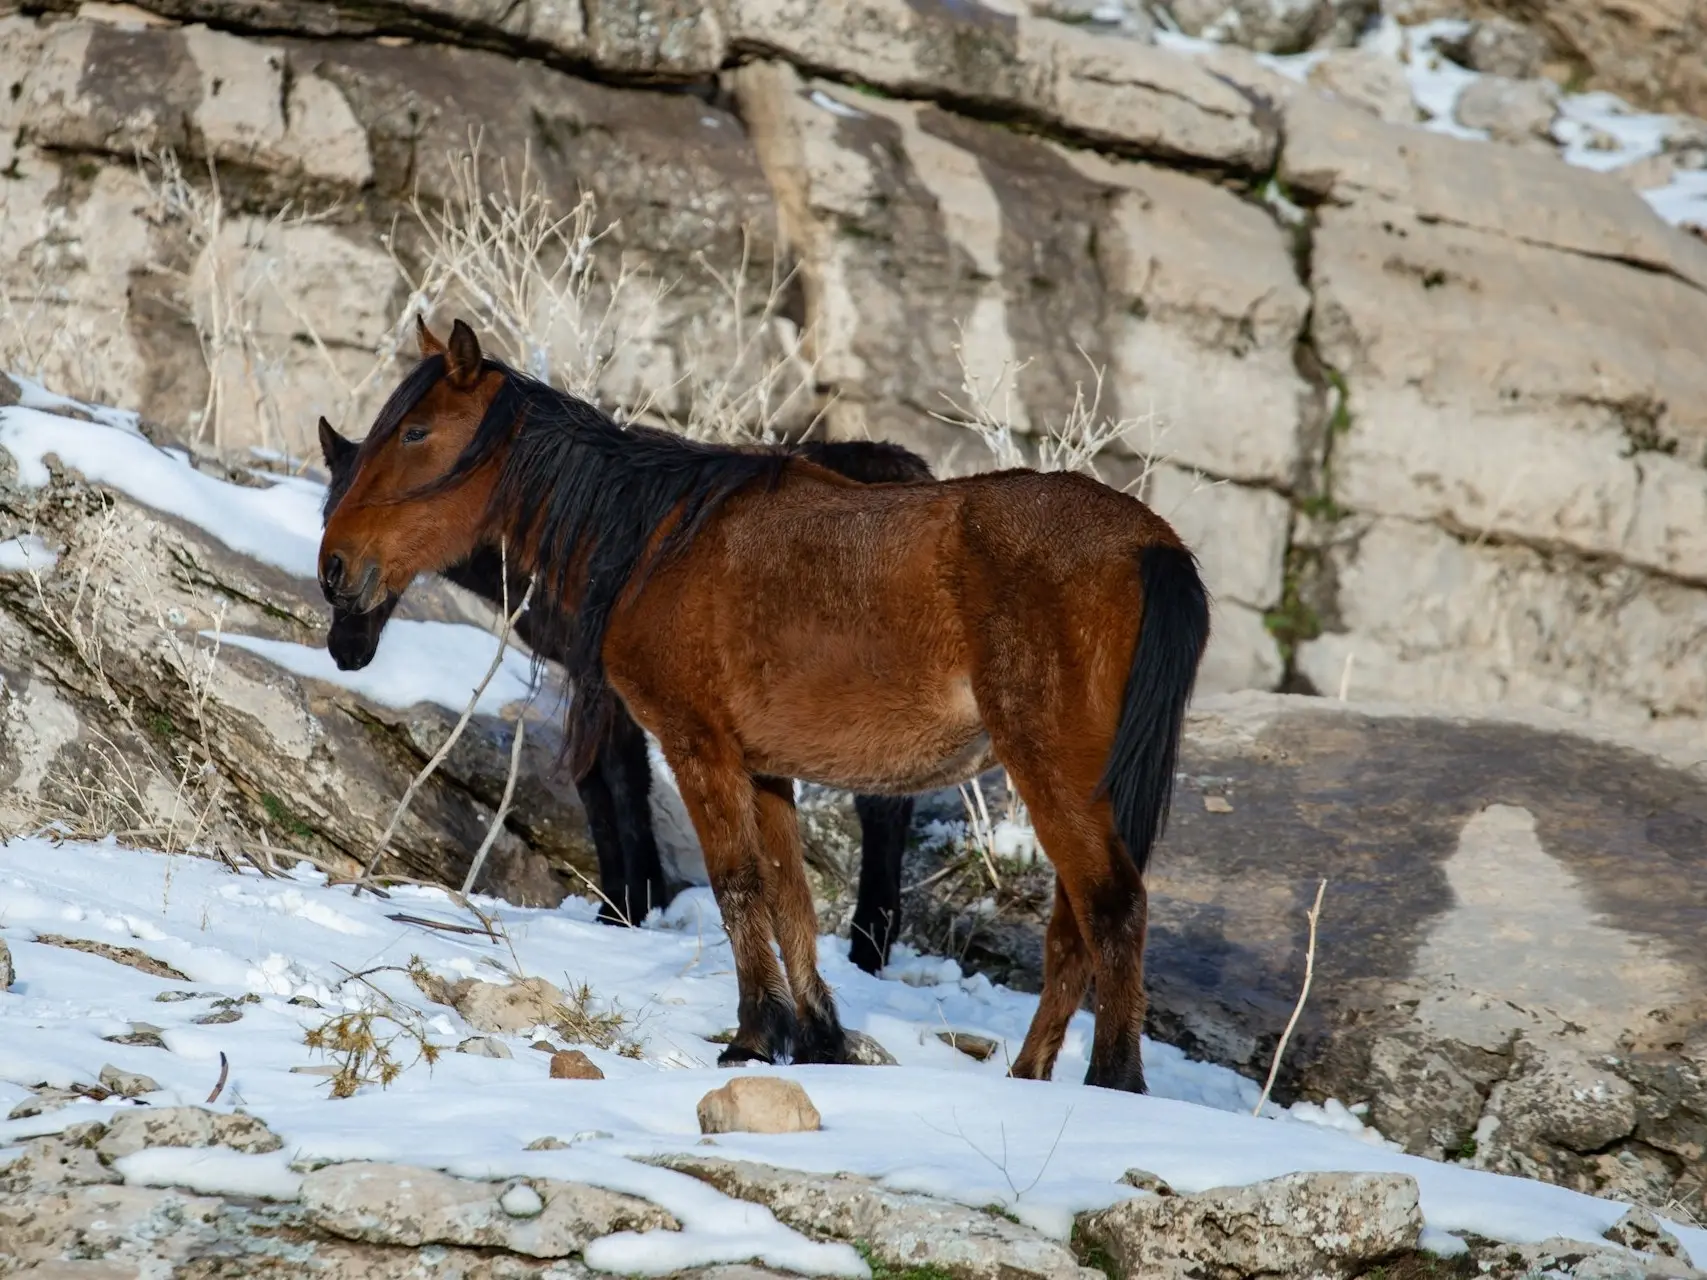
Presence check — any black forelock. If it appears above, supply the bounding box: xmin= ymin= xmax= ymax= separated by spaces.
xmin=351 ymin=352 xmax=451 ymax=468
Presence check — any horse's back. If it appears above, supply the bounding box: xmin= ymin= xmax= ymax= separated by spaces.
xmin=605 ymin=462 xmax=1176 ymax=794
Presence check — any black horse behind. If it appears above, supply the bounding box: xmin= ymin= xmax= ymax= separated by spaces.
xmin=317 ymin=419 xmax=928 ymax=974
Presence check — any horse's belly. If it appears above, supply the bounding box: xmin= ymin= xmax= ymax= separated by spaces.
xmin=745 ymin=692 xmax=997 ymax=797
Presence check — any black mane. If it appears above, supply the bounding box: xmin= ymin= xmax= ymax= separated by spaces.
xmin=449 ymin=362 xmax=791 ymax=774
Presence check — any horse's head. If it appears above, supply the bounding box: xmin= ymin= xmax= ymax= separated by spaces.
xmin=317 ymin=416 xmax=397 ymax=670
xmin=318 ymin=317 xmax=506 ymax=615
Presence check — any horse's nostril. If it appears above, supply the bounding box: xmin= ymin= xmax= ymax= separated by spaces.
xmin=323 ymin=553 xmax=344 ymax=590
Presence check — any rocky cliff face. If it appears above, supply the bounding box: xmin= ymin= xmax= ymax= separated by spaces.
xmin=3 ymin=0 xmax=1703 ymax=732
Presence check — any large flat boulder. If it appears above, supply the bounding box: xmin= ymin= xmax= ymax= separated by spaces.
xmin=916 ymin=691 xmax=1707 ymax=1216
xmin=1163 ymin=693 xmax=1707 ymax=1208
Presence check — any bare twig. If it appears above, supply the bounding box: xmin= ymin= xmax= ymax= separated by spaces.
xmin=460 ymin=715 xmax=523 ymax=898
xmin=385 ymin=912 xmax=500 ymax=939
xmin=1253 ymin=878 xmax=1327 ymax=1117
xmin=461 ymin=560 xmax=533 ymax=897
xmin=921 ymin=1106 xmax=1075 ymax=1205
xmin=206 ymin=1051 xmax=230 ymax=1104
xmin=562 ymin=862 xmax=636 ymax=928
xmin=355 ymin=540 xmax=534 ymax=896
xmin=958 ymin=781 xmax=1003 ymax=890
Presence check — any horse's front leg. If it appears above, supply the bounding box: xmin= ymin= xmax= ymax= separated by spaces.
xmin=658 ymin=735 xmax=797 ymax=1065
xmin=754 ymin=776 xmax=849 ymax=1064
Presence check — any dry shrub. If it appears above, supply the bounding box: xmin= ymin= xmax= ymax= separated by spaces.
xmin=303 ymin=959 xmax=444 ymax=1098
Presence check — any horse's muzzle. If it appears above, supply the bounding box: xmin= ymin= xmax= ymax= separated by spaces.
xmin=319 ymin=553 xmax=382 ymax=613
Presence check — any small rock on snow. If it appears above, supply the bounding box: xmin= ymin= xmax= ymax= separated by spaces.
xmin=98 ymin=1064 xmax=162 ymax=1098
xmin=451 ymin=976 xmax=566 ymax=1034
xmin=697 ymin=1077 xmax=821 ymax=1135
xmin=1119 ymin=1168 xmax=1176 ymax=1196
xmin=456 ymin=1036 xmax=514 ymax=1059
xmin=937 ymin=1031 xmax=1000 ymax=1062
xmin=0 ymin=937 xmax=12 ymax=989
xmin=550 ymin=1049 xmax=604 ymax=1080
xmin=844 ymin=1030 xmax=899 ymax=1066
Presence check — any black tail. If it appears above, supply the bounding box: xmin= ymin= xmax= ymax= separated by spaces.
xmin=1097 ymin=544 xmax=1211 ymax=877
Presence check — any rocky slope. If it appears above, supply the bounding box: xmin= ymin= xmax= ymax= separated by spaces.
xmin=2 ymin=1100 xmax=1701 ymax=1278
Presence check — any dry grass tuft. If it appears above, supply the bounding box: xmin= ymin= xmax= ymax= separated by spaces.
xmin=553 ymin=979 xmax=645 ymax=1059
xmin=303 ymin=958 xmax=445 ymax=1099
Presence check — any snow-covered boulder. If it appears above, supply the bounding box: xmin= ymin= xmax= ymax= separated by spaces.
xmin=0 ymin=377 xmax=589 ymax=904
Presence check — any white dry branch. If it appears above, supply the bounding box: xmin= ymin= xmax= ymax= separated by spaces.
xmin=932 ymin=327 xmax=1163 ymax=489
xmin=460 ymin=562 xmax=535 ymax=897
xmin=1253 ymin=878 xmax=1328 ymax=1117
xmin=387 ymin=133 xmax=661 ymax=404
xmin=663 ymin=230 xmax=825 ymax=446
xmin=136 ymin=149 xmax=341 ymax=457
xmin=355 ymin=541 xmax=536 ymax=896
xmin=958 ymin=781 xmax=1005 ymax=890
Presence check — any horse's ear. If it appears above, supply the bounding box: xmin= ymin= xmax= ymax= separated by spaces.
xmin=317 ymin=416 xmax=355 ymax=469
xmin=446 ymin=318 xmax=483 ymax=389
xmin=415 ymin=314 xmax=446 ymax=358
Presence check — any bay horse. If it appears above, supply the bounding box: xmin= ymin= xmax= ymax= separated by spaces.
xmin=317 ymin=417 xmax=928 ymax=970
xmin=319 ymin=318 xmax=1210 ymax=1090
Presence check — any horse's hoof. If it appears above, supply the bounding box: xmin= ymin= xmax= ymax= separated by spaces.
xmin=847 ymin=937 xmax=885 ymax=976
xmin=716 ymin=1043 xmax=775 ymax=1067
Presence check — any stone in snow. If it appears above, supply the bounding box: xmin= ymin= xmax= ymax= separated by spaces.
xmin=697 ymin=1077 xmax=821 ymax=1135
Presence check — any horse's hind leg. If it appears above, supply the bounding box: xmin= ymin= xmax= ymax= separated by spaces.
xmin=1008 ymin=878 xmax=1094 ymax=1082
xmin=602 ymin=709 xmax=672 ymax=918
xmin=658 ymin=742 xmax=797 ymax=1065
xmin=755 ymin=776 xmax=849 ymax=1064
xmin=848 ymin=794 xmax=913 ymax=975
xmin=572 ymin=746 xmax=634 ymax=927
xmin=1029 ymin=796 xmax=1148 ymax=1091
xmin=993 ymin=752 xmax=1149 ymax=1093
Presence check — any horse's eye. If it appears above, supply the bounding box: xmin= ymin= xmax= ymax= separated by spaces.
xmin=403 ymin=426 xmax=428 ymax=444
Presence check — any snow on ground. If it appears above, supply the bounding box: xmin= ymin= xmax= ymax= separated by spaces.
xmin=0 ymin=532 xmax=57 ymax=574
xmin=219 ymin=622 xmax=539 ymax=719
xmin=0 ymin=404 xmax=326 ymax=581
xmin=4 ymin=373 xmax=144 ymax=436
xmin=1 ymin=837 xmax=1703 ymax=1273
